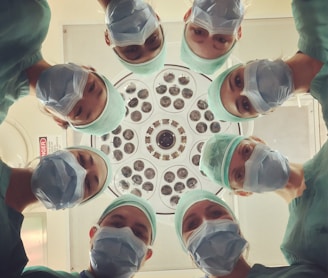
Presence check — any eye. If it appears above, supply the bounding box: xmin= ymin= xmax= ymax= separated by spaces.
xmin=132 ymin=228 xmax=147 ymax=241
xmin=74 ymin=106 xmax=82 ymax=118
xmin=241 ymin=96 xmax=251 ymax=112
xmin=192 ymin=27 xmax=206 ymax=36
xmin=146 ymin=33 xmax=158 ymax=44
xmin=208 ymin=209 xmax=224 ymax=219
xmin=242 ymin=144 xmax=253 ymax=159
xmin=78 ymin=153 xmax=86 ymax=167
xmin=234 ymin=168 xmax=245 ymax=183
xmin=184 ymin=218 xmax=201 ymax=233
xmin=214 ymin=36 xmax=227 ymax=43
xmin=234 ymin=74 xmax=243 ymax=88
xmin=88 ymin=81 xmax=95 ymax=93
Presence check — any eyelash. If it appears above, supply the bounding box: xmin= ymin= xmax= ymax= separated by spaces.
xmin=89 ymin=81 xmax=95 ymax=93
xmin=235 ymin=75 xmax=242 ymax=88
xmin=74 ymin=106 xmax=82 ymax=118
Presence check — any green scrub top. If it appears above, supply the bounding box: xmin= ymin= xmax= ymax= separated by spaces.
xmin=22 ymin=267 xmax=93 ymax=278
xmin=281 ymin=140 xmax=328 ymax=272
xmin=247 ymin=263 xmax=328 ymax=278
xmin=292 ymin=0 xmax=328 ymax=128
xmin=0 ymin=160 xmax=28 ymax=277
xmin=0 ymin=0 xmax=51 ymax=125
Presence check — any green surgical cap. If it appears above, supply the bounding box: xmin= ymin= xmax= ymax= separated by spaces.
xmin=66 ymin=145 xmax=112 ymax=203
xmin=200 ymin=134 xmax=245 ymax=189
xmin=175 ymin=189 xmax=236 ymax=251
xmin=70 ymin=74 xmax=126 ymax=136
xmin=98 ymin=194 xmax=157 ymax=245
xmin=180 ymin=31 xmax=236 ymax=75
xmin=117 ymin=41 xmax=166 ymax=75
xmin=208 ymin=63 xmax=252 ymax=122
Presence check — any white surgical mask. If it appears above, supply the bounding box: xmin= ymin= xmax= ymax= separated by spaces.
xmin=243 ymin=143 xmax=290 ymax=193
xmin=190 ymin=0 xmax=244 ymax=35
xmin=243 ymin=59 xmax=294 ymax=114
xmin=186 ymin=219 xmax=247 ymax=276
xmin=105 ymin=0 xmax=159 ymax=47
xmin=31 ymin=150 xmax=86 ymax=210
xmin=90 ymin=226 xmax=148 ymax=278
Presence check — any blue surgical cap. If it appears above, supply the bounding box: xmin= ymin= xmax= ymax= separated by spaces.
xmin=175 ymin=189 xmax=236 ymax=251
xmin=98 ymin=194 xmax=157 ymax=245
xmin=208 ymin=63 xmax=254 ymax=122
xmin=200 ymin=134 xmax=245 ymax=189
xmin=66 ymin=145 xmax=112 ymax=203
xmin=180 ymin=31 xmax=237 ymax=75
xmin=116 ymin=40 xmax=166 ymax=75
xmin=69 ymin=74 xmax=126 ymax=136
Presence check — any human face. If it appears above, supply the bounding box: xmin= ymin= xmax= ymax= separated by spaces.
xmin=182 ymin=200 xmax=234 ymax=244
xmin=69 ymin=149 xmax=108 ymax=202
xmin=67 ymin=73 xmax=107 ymax=126
xmin=185 ymin=23 xmax=236 ymax=59
xmin=220 ymin=65 xmax=259 ymax=118
xmin=228 ymin=138 xmax=258 ymax=191
xmin=100 ymin=206 xmax=152 ymax=246
xmin=114 ymin=27 xmax=164 ymax=64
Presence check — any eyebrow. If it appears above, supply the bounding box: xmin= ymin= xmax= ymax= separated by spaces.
xmin=135 ymin=222 xmax=149 ymax=235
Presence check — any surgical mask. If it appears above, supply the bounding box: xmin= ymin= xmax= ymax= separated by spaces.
xmin=243 ymin=59 xmax=294 ymax=114
xmin=190 ymin=0 xmax=244 ymax=35
xmin=36 ymin=63 xmax=89 ymax=116
xmin=90 ymin=226 xmax=148 ymax=278
xmin=243 ymin=144 xmax=290 ymax=193
xmin=31 ymin=150 xmax=86 ymax=210
xmin=105 ymin=0 xmax=159 ymax=47
xmin=186 ymin=219 xmax=247 ymax=276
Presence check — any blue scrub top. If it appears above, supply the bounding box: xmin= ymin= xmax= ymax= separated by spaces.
xmin=0 ymin=160 xmax=28 ymax=277
xmin=281 ymin=140 xmax=328 ymax=272
xmin=0 ymin=0 xmax=51 ymax=125
xmin=292 ymin=0 xmax=328 ymax=128
xmin=247 ymin=263 xmax=328 ymax=278
xmin=22 ymin=267 xmax=92 ymax=278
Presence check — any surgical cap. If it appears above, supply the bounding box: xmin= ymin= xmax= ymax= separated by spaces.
xmin=208 ymin=63 xmax=253 ymax=122
xmin=116 ymin=41 xmax=166 ymax=75
xmin=199 ymin=134 xmax=245 ymax=189
xmin=66 ymin=145 xmax=112 ymax=203
xmin=69 ymin=74 xmax=126 ymax=136
xmin=180 ymin=32 xmax=236 ymax=75
xmin=98 ymin=194 xmax=157 ymax=245
xmin=175 ymin=189 xmax=236 ymax=250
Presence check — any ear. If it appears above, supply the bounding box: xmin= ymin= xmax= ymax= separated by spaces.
xmin=236 ymin=26 xmax=242 ymax=40
xmin=104 ymin=29 xmax=111 ymax=46
xmin=249 ymin=135 xmax=266 ymax=145
xmin=89 ymin=226 xmax=98 ymax=239
xmin=145 ymin=248 xmax=153 ymax=261
xmin=52 ymin=115 xmax=69 ymax=129
xmin=234 ymin=190 xmax=253 ymax=197
xmin=183 ymin=8 xmax=192 ymax=22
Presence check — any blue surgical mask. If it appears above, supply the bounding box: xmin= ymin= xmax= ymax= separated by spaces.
xmin=243 ymin=59 xmax=294 ymax=114
xmin=105 ymin=0 xmax=159 ymax=47
xmin=186 ymin=219 xmax=247 ymax=276
xmin=243 ymin=143 xmax=290 ymax=193
xmin=36 ymin=63 xmax=89 ymax=116
xmin=31 ymin=150 xmax=86 ymax=210
xmin=190 ymin=0 xmax=244 ymax=35
xmin=90 ymin=226 xmax=148 ymax=278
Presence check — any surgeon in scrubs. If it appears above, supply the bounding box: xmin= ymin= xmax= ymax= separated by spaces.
xmin=0 ymin=146 xmax=112 ymax=277
xmin=200 ymin=133 xmax=328 ymax=272
xmin=181 ymin=0 xmax=245 ymax=75
xmin=97 ymin=0 xmax=166 ymax=75
xmin=207 ymin=0 xmax=328 ymax=126
xmin=0 ymin=0 xmax=125 ymax=136
xmin=22 ymin=194 xmax=156 ymax=278
xmin=175 ymin=190 xmax=328 ymax=277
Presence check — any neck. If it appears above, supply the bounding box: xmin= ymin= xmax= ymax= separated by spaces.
xmin=275 ymin=162 xmax=305 ymax=203
xmin=285 ymin=52 xmax=323 ymax=94
xmin=5 ymin=168 xmax=38 ymax=213
xmin=25 ymin=59 xmax=52 ymax=94
xmin=211 ymin=257 xmax=251 ymax=278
